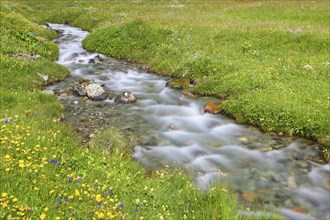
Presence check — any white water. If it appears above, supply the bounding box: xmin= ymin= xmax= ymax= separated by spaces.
xmin=48 ymin=24 xmax=330 ymax=220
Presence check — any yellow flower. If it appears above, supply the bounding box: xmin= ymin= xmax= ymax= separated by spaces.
xmin=95 ymin=194 xmax=102 ymax=202
xmin=49 ymin=190 xmax=55 ymax=195
xmin=4 ymin=155 xmax=10 ymax=159
xmin=74 ymin=190 xmax=80 ymax=197
xmin=97 ymin=212 xmax=105 ymax=218
xmin=44 ymin=207 xmax=49 ymax=211
xmin=5 ymin=168 xmax=10 ymax=172
xmin=55 ymin=217 xmax=60 ymax=220
xmin=40 ymin=213 xmax=46 ymax=220
xmin=1 ymin=192 xmax=8 ymax=198
xmin=12 ymin=198 xmax=18 ymax=202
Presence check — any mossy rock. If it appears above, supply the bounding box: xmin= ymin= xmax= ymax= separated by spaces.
xmin=166 ymin=79 xmax=190 ymax=90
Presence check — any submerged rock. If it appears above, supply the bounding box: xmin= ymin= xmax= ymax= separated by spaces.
xmin=88 ymin=55 xmax=104 ymax=64
xmin=114 ymin=91 xmax=137 ymax=104
xmin=73 ymin=84 xmax=87 ymax=96
xmin=85 ymin=84 xmax=108 ymax=101
xmin=202 ymin=101 xmax=221 ymax=114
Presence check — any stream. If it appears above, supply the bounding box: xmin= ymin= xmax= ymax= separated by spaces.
xmin=46 ymin=24 xmax=330 ymax=220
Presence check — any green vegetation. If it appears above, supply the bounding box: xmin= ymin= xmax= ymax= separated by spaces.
xmin=5 ymin=0 xmax=328 ymax=159
xmin=0 ymin=1 xmax=282 ymax=219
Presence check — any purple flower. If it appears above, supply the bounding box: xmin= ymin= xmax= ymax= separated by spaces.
xmin=50 ymin=159 xmax=57 ymax=164
xmin=134 ymin=209 xmax=138 ymax=213
xmin=137 ymin=203 xmax=143 ymax=207
xmin=107 ymin=190 xmax=113 ymax=195
xmin=97 ymin=203 xmax=101 ymax=207
xmin=77 ymin=177 xmax=82 ymax=183
xmin=65 ymin=197 xmax=69 ymax=202
xmin=57 ymin=198 xmax=62 ymax=203
xmin=2 ymin=118 xmax=9 ymax=123
xmin=119 ymin=204 xmax=124 ymax=209
xmin=103 ymin=194 xmax=107 ymax=198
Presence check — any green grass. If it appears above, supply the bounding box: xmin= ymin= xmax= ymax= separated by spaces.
xmin=0 ymin=1 xmax=283 ymax=219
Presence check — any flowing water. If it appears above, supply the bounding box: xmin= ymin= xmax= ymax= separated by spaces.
xmin=47 ymin=24 xmax=330 ymax=219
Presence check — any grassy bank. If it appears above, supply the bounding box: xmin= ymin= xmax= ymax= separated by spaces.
xmin=0 ymin=2 xmax=283 ymax=220
xmin=7 ymin=0 xmax=329 ymax=160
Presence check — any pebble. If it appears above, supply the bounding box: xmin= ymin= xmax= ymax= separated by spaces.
xmin=73 ymin=101 xmax=79 ymax=105
xmin=287 ymin=176 xmax=297 ymax=188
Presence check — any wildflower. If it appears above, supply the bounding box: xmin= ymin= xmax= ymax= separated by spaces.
xmin=4 ymin=155 xmax=10 ymax=159
xmin=137 ymin=203 xmax=143 ymax=207
xmin=95 ymin=194 xmax=102 ymax=202
xmin=65 ymin=197 xmax=69 ymax=202
xmin=107 ymin=190 xmax=113 ymax=195
xmin=12 ymin=198 xmax=18 ymax=202
xmin=74 ymin=190 xmax=80 ymax=197
xmin=40 ymin=213 xmax=46 ymax=220
xmin=97 ymin=203 xmax=101 ymax=207
xmin=134 ymin=209 xmax=138 ymax=213
xmin=57 ymin=198 xmax=62 ymax=203
xmin=77 ymin=177 xmax=82 ymax=183
xmin=50 ymin=159 xmax=57 ymax=164
xmin=2 ymin=118 xmax=9 ymax=123
xmin=2 ymin=193 xmax=8 ymax=198
xmin=49 ymin=190 xmax=55 ymax=195
xmin=119 ymin=204 xmax=124 ymax=209
xmin=44 ymin=207 xmax=49 ymax=211
xmin=98 ymin=212 xmax=105 ymax=218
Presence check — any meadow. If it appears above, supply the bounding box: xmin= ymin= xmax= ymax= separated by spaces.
xmin=0 ymin=0 xmax=328 ymax=219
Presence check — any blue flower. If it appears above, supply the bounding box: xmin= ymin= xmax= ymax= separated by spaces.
xmin=137 ymin=203 xmax=143 ymax=207
xmin=57 ymin=198 xmax=62 ymax=203
xmin=50 ymin=159 xmax=57 ymax=164
xmin=134 ymin=209 xmax=138 ymax=213
xmin=65 ymin=197 xmax=69 ymax=202
xmin=77 ymin=177 xmax=82 ymax=183
xmin=107 ymin=190 xmax=113 ymax=195
xmin=119 ymin=204 xmax=124 ymax=209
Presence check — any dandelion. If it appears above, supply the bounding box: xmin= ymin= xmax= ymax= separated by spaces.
xmin=40 ymin=213 xmax=46 ymax=220
xmin=49 ymin=190 xmax=55 ymax=195
xmin=96 ymin=194 xmax=102 ymax=202
xmin=97 ymin=212 xmax=105 ymax=218
xmin=1 ymin=193 xmax=8 ymax=198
